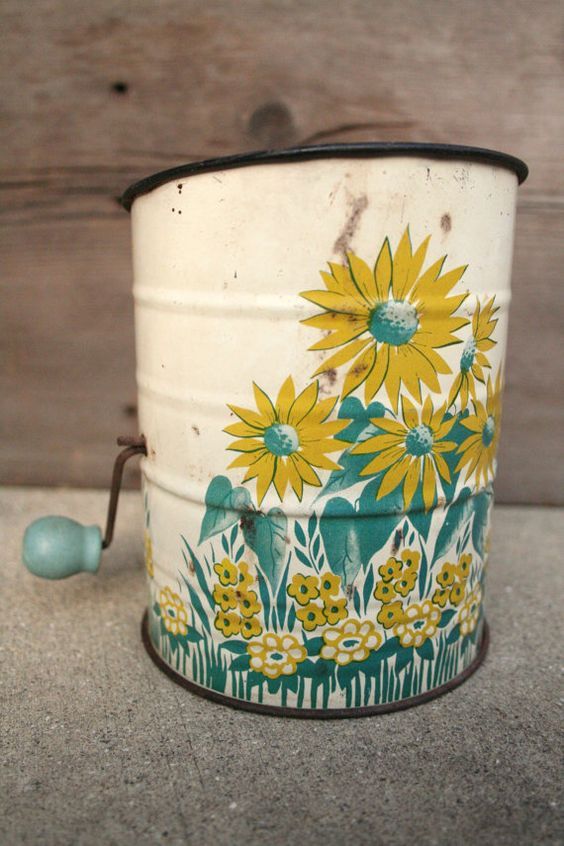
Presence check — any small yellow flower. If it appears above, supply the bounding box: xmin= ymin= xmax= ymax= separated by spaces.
xmin=297 ymin=601 xmax=326 ymax=631
xmin=144 ymin=531 xmax=154 ymax=579
xmin=374 ymin=581 xmax=397 ymax=604
xmin=456 ymin=554 xmax=472 ymax=581
xmin=319 ymin=572 xmax=341 ymax=600
xmin=400 ymin=549 xmax=421 ymax=574
xmin=377 ymin=600 xmax=404 ymax=629
xmin=237 ymin=561 xmax=255 ymax=589
xmin=449 ymin=581 xmax=466 ymax=607
xmin=379 ymin=557 xmax=403 ymax=583
xmin=394 ymin=570 xmax=418 ymax=597
xmin=393 ymin=600 xmax=441 ymax=648
xmin=240 ymin=616 xmax=263 ymax=640
xmin=458 ymin=584 xmax=483 ymax=636
xmin=236 ymin=588 xmax=261 ymax=619
xmin=320 ymin=619 xmax=382 ymax=666
xmin=214 ymin=610 xmax=241 ymax=637
xmin=213 ymin=584 xmax=237 ymax=611
xmin=159 ymin=587 xmax=188 ymax=637
xmin=247 ymin=632 xmax=307 ymax=679
xmin=287 ymin=573 xmax=320 ymax=606
xmin=323 ymin=597 xmax=348 ymax=625
xmin=214 ymin=558 xmax=238 ymax=586
xmin=432 ymin=588 xmax=450 ymax=608
xmin=437 ymin=562 xmax=458 ymax=588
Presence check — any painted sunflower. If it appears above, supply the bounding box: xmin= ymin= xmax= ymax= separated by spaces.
xmin=351 ymin=394 xmax=457 ymax=511
xmin=455 ymin=370 xmax=503 ymax=489
xmin=225 ymin=377 xmax=348 ymax=504
xmin=448 ymin=296 xmax=498 ymax=410
xmin=300 ymin=227 xmax=469 ymax=411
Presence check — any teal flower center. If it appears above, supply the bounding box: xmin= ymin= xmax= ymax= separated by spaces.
xmin=263 ymin=423 xmax=299 ymax=456
xmin=460 ymin=337 xmax=477 ymax=372
xmin=482 ymin=415 xmax=495 ymax=447
xmin=405 ymin=424 xmax=434 ymax=456
xmin=269 ymin=651 xmax=284 ymax=661
xmin=369 ymin=300 xmax=419 ymax=346
xmin=413 ymin=620 xmax=425 ymax=630
xmin=343 ymin=638 xmax=361 ymax=649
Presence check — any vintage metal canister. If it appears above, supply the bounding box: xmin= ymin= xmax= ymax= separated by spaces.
xmin=24 ymin=143 xmax=528 ymax=716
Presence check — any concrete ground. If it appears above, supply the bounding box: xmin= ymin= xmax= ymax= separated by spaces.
xmin=1 ymin=487 xmax=562 ymax=846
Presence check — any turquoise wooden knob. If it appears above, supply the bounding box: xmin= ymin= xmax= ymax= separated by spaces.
xmin=22 ymin=516 xmax=102 ymax=579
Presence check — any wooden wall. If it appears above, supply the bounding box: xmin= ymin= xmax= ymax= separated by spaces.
xmin=1 ymin=0 xmax=562 ymax=504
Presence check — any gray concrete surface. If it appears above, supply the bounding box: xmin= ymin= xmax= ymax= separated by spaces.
xmin=1 ymin=487 xmax=562 ymax=846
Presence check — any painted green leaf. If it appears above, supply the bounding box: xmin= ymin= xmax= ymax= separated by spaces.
xmin=395 ymin=646 xmax=414 ymax=673
xmin=294 ymin=521 xmax=307 ymax=547
xmin=304 ymin=636 xmax=324 ymax=657
xmin=219 ymin=640 xmax=248 ymax=654
xmin=241 ymin=506 xmax=288 ymax=591
xmin=320 ymin=477 xmax=403 ymax=587
xmin=319 ymin=496 xmax=362 ymax=586
xmin=335 ymin=397 xmax=387 ymax=443
xmin=416 ymin=639 xmax=435 ymax=661
xmin=337 ymin=662 xmax=360 ymax=687
xmin=447 ymin=624 xmax=461 ymax=644
xmin=433 ymin=487 xmax=473 ymax=561
xmin=184 ymin=628 xmax=204 ymax=644
xmin=198 ymin=475 xmax=252 ymax=544
xmin=152 ymin=602 xmax=161 ymax=617
xmin=230 ymin=654 xmax=251 ymax=671
xmin=472 ymin=487 xmax=493 ymax=559
xmin=437 ymin=609 xmax=456 ymax=628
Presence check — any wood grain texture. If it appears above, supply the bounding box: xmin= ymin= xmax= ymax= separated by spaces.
xmin=1 ymin=0 xmax=562 ymax=502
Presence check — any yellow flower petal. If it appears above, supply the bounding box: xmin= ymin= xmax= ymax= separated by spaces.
xmin=256 ymin=452 xmax=276 ymax=505
xmin=276 ymin=376 xmax=296 ymax=421
xmin=253 ymin=383 xmax=276 ymax=424
xmin=391 ymin=227 xmax=413 ymax=300
xmin=347 ymin=252 xmax=377 ymax=303
xmin=401 ymin=394 xmax=420 ymax=429
xmin=374 ymin=237 xmax=393 ymax=301
xmin=288 ymin=381 xmax=319 ymax=426
xmin=227 ymin=404 xmax=267 ymax=429
xmin=364 ymin=344 xmax=389 ymax=401
xmin=341 ymin=345 xmax=377 ymax=399
xmin=307 ymin=320 xmax=369 ymax=351
xmin=359 ymin=446 xmax=406 ymax=477
xmin=300 ymin=289 xmax=367 ymax=315
xmin=273 ymin=458 xmax=289 ymax=500
xmin=291 ymin=453 xmax=322 ymax=487
xmin=421 ymin=394 xmax=434 ymax=426
xmin=422 ymin=455 xmax=437 ymax=511
xmin=312 ymin=338 xmax=371 ymax=377
xmin=224 ymin=420 xmax=263 ymax=438
xmin=403 ymin=460 xmax=420 ymax=510
xmin=226 ymin=438 xmax=265 ymax=453
xmin=377 ymin=455 xmax=412 ymax=499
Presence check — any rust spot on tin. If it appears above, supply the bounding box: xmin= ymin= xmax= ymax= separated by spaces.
xmin=351 ymin=361 xmax=369 ymax=377
xmin=441 ymin=213 xmax=452 ymax=232
xmin=192 ymin=424 xmax=200 ymax=436
xmin=188 ymin=558 xmax=196 ymax=575
xmin=391 ymin=528 xmax=403 ymax=555
xmin=333 ymin=193 xmax=369 ymax=258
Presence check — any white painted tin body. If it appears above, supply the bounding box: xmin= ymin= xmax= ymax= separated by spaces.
xmin=130 ymin=149 xmax=520 ymax=714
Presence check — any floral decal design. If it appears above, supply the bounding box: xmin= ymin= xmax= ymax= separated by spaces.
xmin=147 ymin=226 xmax=496 ymax=711
xmin=352 ymin=396 xmax=457 ymax=511
xmin=448 ymin=297 xmax=498 ymax=410
xmin=320 ymin=620 xmax=382 ymax=665
xmin=225 ymin=377 xmax=349 ymax=504
xmin=144 ymin=531 xmax=154 ymax=579
xmin=248 ymin=633 xmax=307 ymax=679
xmin=159 ymin=587 xmax=188 ymax=637
xmin=456 ymin=370 xmax=502 ymax=488
xmin=300 ymin=227 xmax=469 ymax=410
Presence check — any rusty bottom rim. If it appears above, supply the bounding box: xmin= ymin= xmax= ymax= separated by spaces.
xmin=141 ymin=610 xmax=489 ymax=719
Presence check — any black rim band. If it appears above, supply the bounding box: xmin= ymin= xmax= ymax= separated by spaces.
xmin=141 ymin=610 xmax=489 ymax=719
xmin=121 ymin=142 xmax=528 ymax=210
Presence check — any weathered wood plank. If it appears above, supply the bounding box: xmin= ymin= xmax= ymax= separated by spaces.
xmin=1 ymin=0 xmax=562 ymax=502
